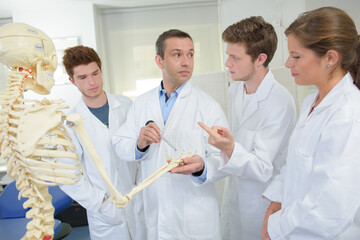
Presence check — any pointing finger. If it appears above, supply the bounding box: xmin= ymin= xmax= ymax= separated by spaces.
xmin=198 ymin=121 xmax=213 ymax=134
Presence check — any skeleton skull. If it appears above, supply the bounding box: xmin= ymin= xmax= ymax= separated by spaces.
xmin=0 ymin=23 xmax=57 ymax=95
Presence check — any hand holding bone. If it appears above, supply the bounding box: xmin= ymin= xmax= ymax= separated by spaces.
xmin=170 ymin=154 xmax=204 ymax=175
xmin=124 ymin=152 xmax=190 ymax=200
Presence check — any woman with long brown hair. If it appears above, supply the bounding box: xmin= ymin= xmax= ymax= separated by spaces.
xmin=262 ymin=7 xmax=360 ymax=239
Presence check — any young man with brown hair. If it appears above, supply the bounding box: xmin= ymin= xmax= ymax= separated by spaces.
xmin=60 ymin=45 xmax=146 ymax=240
xmin=175 ymin=17 xmax=297 ymax=239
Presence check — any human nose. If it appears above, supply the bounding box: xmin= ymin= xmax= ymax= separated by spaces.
xmin=225 ymin=57 xmax=231 ymax=68
xmin=181 ymin=55 xmax=191 ymax=67
xmin=285 ymin=55 xmax=292 ymax=69
xmin=88 ymin=75 xmax=97 ymax=85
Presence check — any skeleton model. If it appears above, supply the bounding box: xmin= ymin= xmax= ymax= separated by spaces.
xmin=0 ymin=23 xmax=82 ymax=240
xmin=0 ymin=22 xmax=190 ymax=240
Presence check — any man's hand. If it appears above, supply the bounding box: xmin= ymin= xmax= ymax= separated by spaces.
xmin=137 ymin=121 xmax=161 ymax=150
xmin=261 ymin=201 xmax=281 ymax=240
xmin=198 ymin=121 xmax=235 ymax=158
xmin=170 ymin=154 xmax=204 ymax=175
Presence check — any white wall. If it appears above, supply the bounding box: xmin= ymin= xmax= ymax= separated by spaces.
xmin=8 ymin=0 xmax=96 ymax=108
xmin=11 ymin=0 xmax=97 ymax=49
xmin=98 ymin=3 xmax=222 ymax=95
xmin=305 ymin=0 xmax=360 ymax=32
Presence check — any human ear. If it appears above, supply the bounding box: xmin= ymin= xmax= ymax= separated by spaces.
xmin=155 ymin=55 xmax=164 ymax=69
xmin=324 ymin=50 xmax=339 ymax=68
xmin=69 ymin=77 xmax=76 ymax=86
xmin=256 ymin=53 xmax=268 ymax=67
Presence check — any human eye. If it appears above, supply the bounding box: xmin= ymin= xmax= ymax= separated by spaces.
xmin=187 ymin=52 xmax=194 ymax=58
xmin=290 ymin=53 xmax=300 ymax=59
xmin=232 ymin=56 xmax=240 ymax=61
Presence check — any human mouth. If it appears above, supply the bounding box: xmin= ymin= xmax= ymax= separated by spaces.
xmin=179 ymin=70 xmax=190 ymax=75
xmin=89 ymin=87 xmax=98 ymax=92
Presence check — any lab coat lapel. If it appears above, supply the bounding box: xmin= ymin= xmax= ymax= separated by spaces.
xmin=297 ymin=73 xmax=353 ymax=127
xmin=230 ymin=82 xmax=244 ymax=132
xmin=150 ymin=87 xmax=165 ymax=129
xmin=107 ymin=93 xmax=122 ymax=134
xmin=313 ymin=73 xmax=353 ymax=114
xmin=238 ymin=91 xmax=258 ymax=126
xmin=74 ymin=97 xmax=93 ymax=121
xmin=238 ymin=71 xmax=275 ymax=126
xmin=75 ymin=95 xmax=108 ymax=131
xmin=163 ymin=81 xmax=191 ymax=133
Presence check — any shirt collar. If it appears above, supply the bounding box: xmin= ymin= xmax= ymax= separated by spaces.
xmin=158 ymin=80 xmax=185 ymax=98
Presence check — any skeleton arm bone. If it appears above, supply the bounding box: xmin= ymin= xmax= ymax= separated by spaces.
xmin=125 ymin=155 xmax=187 ymax=200
xmin=65 ymin=113 xmax=190 ymax=208
xmin=65 ymin=113 xmax=129 ymax=208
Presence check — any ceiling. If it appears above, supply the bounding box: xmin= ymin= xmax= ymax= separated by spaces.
xmin=0 ymin=0 xmax=215 ymax=19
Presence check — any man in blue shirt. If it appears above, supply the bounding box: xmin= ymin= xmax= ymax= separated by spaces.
xmin=113 ymin=29 xmax=228 ymax=240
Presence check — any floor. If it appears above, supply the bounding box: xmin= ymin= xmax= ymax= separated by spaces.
xmin=63 ymin=225 xmax=90 ymax=240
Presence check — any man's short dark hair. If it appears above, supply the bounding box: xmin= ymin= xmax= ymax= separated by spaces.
xmin=222 ymin=16 xmax=277 ymax=67
xmin=155 ymin=29 xmax=193 ymax=59
xmin=62 ymin=45 xmax=101 ymax=78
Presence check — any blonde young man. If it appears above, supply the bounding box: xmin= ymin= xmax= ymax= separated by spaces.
xmin=113 ymin=29 xmax=228 ymax=240
xmin=60 ymin=45 xmax=146 ymax=240
xmin=174 ymin=17 xmax=297 ymax=239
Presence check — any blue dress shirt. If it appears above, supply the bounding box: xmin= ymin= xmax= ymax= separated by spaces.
xmin=135 ymin=82 xmax=207 ymax=182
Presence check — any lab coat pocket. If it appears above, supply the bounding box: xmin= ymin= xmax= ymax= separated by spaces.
xmin=236 ymin=126 xmax=256 ymax=151
xmin=183 ymin=194 xmax=219 ymax=238
xmin=291 ymin=148 xmax=314 ymax=195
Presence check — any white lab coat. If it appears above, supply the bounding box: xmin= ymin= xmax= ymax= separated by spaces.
xmin=206 ymin=71 xmax=296 ymax=240
xmin=112 ymin=81 xmax=228 ymax=240
xmin=264 ymin=73 xmax=360 ymax=239
xmin=60 ymin=93 xmax=146 ymax=240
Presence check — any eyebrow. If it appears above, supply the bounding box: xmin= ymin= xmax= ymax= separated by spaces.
xmin=76 ymin=69 xmax=99 ymax=78
xmin=226 ymin=52 xmax=238 ymax=58
xmin=170 ymin=48 xmax=194 ymax=53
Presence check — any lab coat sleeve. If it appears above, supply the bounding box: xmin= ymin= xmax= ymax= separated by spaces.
xmin=268 ymin=118 xmax=360 ymax=239
xmin=218 ymin=101 xmax=295 ymax=183
xmin=59 ymin=128 xmax=106 ymax=212
xmin=262 ymin=164 xmax=286 ymax=203
xmin=201 ymin=105 xmax=230 ymax=184
xmin=112 ymin=101 xmax=146 ymax=162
